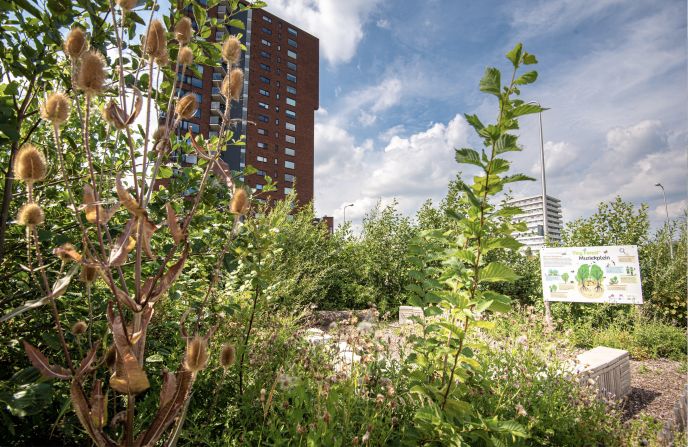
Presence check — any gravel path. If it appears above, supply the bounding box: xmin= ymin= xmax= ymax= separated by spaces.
xmin=622 ymin=359 xmax=686 ymax=423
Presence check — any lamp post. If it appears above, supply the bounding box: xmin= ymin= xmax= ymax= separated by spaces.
xmin=655 ymin=183 xmax=673 ymax=259
xmin=343 ymin=203 xmax=354 ymax=224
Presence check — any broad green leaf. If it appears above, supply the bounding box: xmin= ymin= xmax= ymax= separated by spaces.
xmin=513 ymin=70 xmax=538 ymax=85
xmin=522 ymin=52 xmax=538 ymax=65
xmin=485 ymin=237 xmax=522 ymax=250
xmin=482 ymin=291 xmax=512 ymax=313
xmin=511 ymin=102 xmax=545 ymax=117
xmin=228 ymin=19 xmax=245 ymax=30
xmin=424 ymin=306 xmax=444 ymax=317
xmin=502 ymin=173 xmax=534 ymax=184
xmin=494 ymin=134 xmax=520 ymax=154
xmin=505 ymin=43 xmax=523 ymax=68
xmin=479 ymin=262 xmax=520 ymax=283
xmin=474 ymin=299 xmax=493 ymax=313
xmin=479 ymin=67 xmax=501 ymax=96
xmin=455 ymin=148 xmax=483 ymax=168
xmin=464 ymin=113 xmax=484 ymax=132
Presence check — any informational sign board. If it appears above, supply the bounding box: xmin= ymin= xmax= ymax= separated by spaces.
xmin=541 ymin=245 xmax=643 ymax=304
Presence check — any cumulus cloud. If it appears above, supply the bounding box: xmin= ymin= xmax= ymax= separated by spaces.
xmin=314 ymin=115 xmax=471 ymax=225
xmin=264 ymin=0 xmax=381 ymax=65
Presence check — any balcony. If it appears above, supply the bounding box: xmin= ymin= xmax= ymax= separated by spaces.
xmin=211 ymin=86 xmax=221 ymax=99
xmin=210 ymin=116 xmax=221 ymax=129
xmin=210 ymin=101 xmax=223 ymax=115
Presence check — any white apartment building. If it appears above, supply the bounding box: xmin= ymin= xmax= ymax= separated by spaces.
xmin=505 ymin=195 xmax=563 ymax=250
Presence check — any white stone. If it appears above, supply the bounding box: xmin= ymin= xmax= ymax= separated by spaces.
xmin=575 ymin=346 xmax=631 ymax=400
xmin=399 ymin=306 xmax=424 ymax=324
xmin=304 ymin=327 xmax=332 ymax=345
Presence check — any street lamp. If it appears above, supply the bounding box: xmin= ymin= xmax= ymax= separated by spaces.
xmin=655 ymin=183 xmax=673 ymax=259
xmin=343 ymin=203 xmax=354 ymax=224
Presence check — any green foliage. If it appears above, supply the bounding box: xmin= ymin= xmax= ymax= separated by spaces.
xmin=403 ymin=43 xmax=543 ymax=446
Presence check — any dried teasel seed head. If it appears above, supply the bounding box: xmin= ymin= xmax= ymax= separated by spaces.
xmin=17 ymin=203 xmax=44 ymax=227
xmin=221 ymin=68 xmax=244 ymax=102
xmin=145 ymin=19 xmax=167 ymax=60
xmin=175 ymin=17 xmax=194 ymax=44
xmin=175 ymin=93 xmax=198 ymax=119
xmin=220 ymin=344 xmax=236 ymax=368
xmin=221 ymin=35 xmax=242 ymax=65
xmin=155 ymin=50 xmax=169 ymax=67
xmin=101 ymin=100 xmax=127 ymax=130
xmin=80 ymin=264 xmax=99 ymax=284
xmin=77 ymin=51 xmax=107 ymax=97
xmin=64 ymin=27 xmax=88 ymax=59
xmin=71 ymin=320 xmax=88 ymax=336
xmin=153 ymin=126 xmax=168 ymax=141
xmin=230 ymin=187 xmax=250 ymax=215
xmin=183 ymin=336 xmax=209 ymax=372
xmin=41 ymin=92 xmax=71 ymax=125
xmin=116 ymin=0 xmax=137 ymax=11
xmin=177 ymin=46 xmax=193 ymax=66
xmin=13 ymin=144 xmax=47 ymax=184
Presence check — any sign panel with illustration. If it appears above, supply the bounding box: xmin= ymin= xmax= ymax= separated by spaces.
xmin=540 ymin=245 xmax=643 ymax=304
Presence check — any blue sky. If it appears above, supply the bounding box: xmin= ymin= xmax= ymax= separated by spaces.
xmin=266 ymin=0 xmax=686 ymax=230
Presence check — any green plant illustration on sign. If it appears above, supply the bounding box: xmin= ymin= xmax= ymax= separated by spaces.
xmin=576 ymin=263 xmax=605 ymax=298
xmin=561 ymin=272 xmax=569 ymax=283
xmin=549 ymin=284 xmax=557 ymax=292
xmin=610 ymin=276 xmax=619 ymax=285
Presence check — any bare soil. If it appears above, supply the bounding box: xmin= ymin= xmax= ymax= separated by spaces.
xmin=622 ymin=359 xmax=686 ymax=423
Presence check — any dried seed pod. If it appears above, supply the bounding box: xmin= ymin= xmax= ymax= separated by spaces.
xmin=230 ymin=187 xmax=250 ymax=215
xmin=101 ymin=100 xmax=127 ymax=130
xmin=71 ymin=321 xmax=88 ymax=336
xmin=155 ymin=50 xmax=169 ymax=67
xmin=80 ymin=264 xmax=99 ymax=284
xmin=13 ymin=144 xmax=47 ymax=184
xmin=175 ymin=93 xmax=197 ymax=119
xmin=104 ymin=345 xmax=117 ymax=369
xmin=77 ymin=51 xmax=106 ymax=97
xmin=109 ymin=360 xmax=150 ymax=394
xmin=184 ymin=336 xmax=209 ymax=372
xmin=116 ymin=0 xmax=137 ymax=11
xmin=153 ymin=126 xmax=168 ymax=141
xmin=220 ymin=344 xmax=236 ymax=368
xmin=221 ymin=35 xmax=241 ymax=65
xmin=17 ymin=203 xmax=44 ymax=226
xmin=145 ymin=19 xmax=167 ymax=60
xmin=53 ymin=243 xmax=82 ymax=262
xmin=64 ymin=27 xmax=88 ymax=59
xmin=177 ymin=46 xmax=193 ymax=66
xmin=41 ymin=92 xmax=71 ymax=125
xmin=174 ymin=17 xmax=193 ymax=44
xmin=221 ymin=68 xmax=244 ymax=102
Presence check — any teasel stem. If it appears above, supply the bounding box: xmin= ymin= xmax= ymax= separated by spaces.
xmin=86 ymin=283 xmax=93 ymax=347
xmin=140 ymin=57 xmax=154 ymax=205
xmin=25 ymin=226 xmax=37 ymax=289
xmin=238 ymin=244 xmax=262 ymax=395
xmin=31 ymin=226 xmax=77 ymax=374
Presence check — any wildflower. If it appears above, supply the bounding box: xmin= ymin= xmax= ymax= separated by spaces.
xmin=220 ymin=344 xmax=236 ymax=368
xmin=357 ymin=321 xmax=374 ymax=334
xmin=328 ymin=321 xmax=338 ymax=332
xmin=175 ymin=94 xmax=198 ymax=119
xmin=17 ymin=203 xmax=44 ymax=226
xmin=515 ymin=335 xmax=528 ymax=345
xmin=145 ymin=20 xmax=167 ymax=60
xmin=175 ymin=17 xmax=194 ymax=44
xmin=375 ymin=393 xmax=384 ymax=406
xmin=77 ymin=51 xmax=106 ymax=96
xmin=183 ymin=336 xmax=209 ymax=372
xmin=230 ymin=187 xmax=250 ymax=215
xmin=14 ymin=145 xmax=46 ymax=184
xmin=515 ymin=403 xmax=527 ymax=417
xmin=64 ymin=27 xmax=88 ymax=59
xmin=322 ymin=410 xmax=330 ymax=424
xmin=386 ymin=385 xmax=395 ymax=397
xmin=277 ymin=373 xmax=297 ymax=389
xmin=296 ymin=424 xmax=306 ymax=434
xmin=41 ymin=92 xmax=70 ymax=125
xmin=361 ymin=429 xmax=370 ymax=444
xmin=259 ymin=388 xmax=266 ymax=402
xmin=587 ymin=377 xmax=596 ymax=386
xmin=352 ymin=436 xmax=359 ymax=445
xmin=221 ymin=35 xmax=242 ymax=64
xmin=71 ymin=321 xmax=88 ymax=336
xmin=178 ymin=46 xmax=193 ymax=66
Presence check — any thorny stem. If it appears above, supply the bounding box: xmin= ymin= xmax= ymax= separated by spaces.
xmin=440 ymin=65 xmax=519 ymax=410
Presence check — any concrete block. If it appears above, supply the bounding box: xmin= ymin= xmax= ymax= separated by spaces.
xmin=575 ymin=346 xmax=631 ymax=400
xmin=399 ymin=306 xmax=424 ymax=324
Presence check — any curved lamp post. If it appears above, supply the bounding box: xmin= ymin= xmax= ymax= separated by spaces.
xmin=655 ymin=183 xmax=673 ymax=259
xmin=343 ymin=203 xmax=354 ymax=224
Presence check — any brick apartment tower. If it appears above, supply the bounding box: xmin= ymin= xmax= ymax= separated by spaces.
xmin=175 ymin=3 xmax=319 ymax=205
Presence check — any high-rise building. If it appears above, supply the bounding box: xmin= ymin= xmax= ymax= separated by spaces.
xmin=506 ymin=194 xmax=563 ymax=249
xmin=172 ymin=3 xmax=319 ymax=205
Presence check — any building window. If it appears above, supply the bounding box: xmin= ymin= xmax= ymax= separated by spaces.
xmin=285 ymin=109 xmax=296 ymax=119
xmin=215 ymin=31 xmax=225 ymax=41
xmin=286 ymin=85 xmax=296 ymax=95
xmin=179 ymin=121 xmax=200 ymax=133
xmin=285 ymin=160 xmax=295 ymax=169
xmin=258 ymin=101 xmax=269 ymax=109
xmin=286 ymin=97 xmax=296 ymax=107
xmin=287 ymin=38 xmax=297 ymax=48
xmin=287 ymin=61 xmax=297 ymax=71
xmin=284 ymin=147 xmax=295 ymax=156
xmin=258 ymin=114 xmax=269 ymax=123
xmin=261 ymin=38 xmax=271 ymax=46
xmin=285 ymin=135 xmax=296 ymax=144
xmin=287 ymin=50 xmax=297 ymax=59
xmin=257 ymin=169 xmax=266 ymax=176
xmin=262 ymin=15 xmax=272 ymax=23
xmin=257 ymin=156 xmax=267 ymax=163
xmin=285 ymin=122 xmax=296 ymax=131
xmin=260 ymin=63 xmax=270 ymax=72
xmin=288 ymin=27 xmax=297 ymax=36
xmin=256 ymin=184 xmax=263 ymax=190
xmin=259 ymin=88 xmax=270 ymax=96
xmin=260 ymin=50 xmax=270 ymax=58
xmin=284 ymin=173 xmax=295 ymax=182
xmin=284 ymin=187 xmax=293 ymax=194
xmin=259 ymin=76 xmax=270 ymax=84
xmin=262 ymin=27 xmax=272 ymax=35
xmin=212 ymin=72 xmax=223 ymax=81
xmin=257 ymin=142 xmax=267 ymax=149
xmin=286 ymin=73 xmax=297 ymax=83
xmin=257 ymin=128 xmax=267 ymax=135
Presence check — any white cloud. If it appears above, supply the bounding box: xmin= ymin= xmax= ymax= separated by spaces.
xmin=358 ymin=110 xmax=377 ymax=126
xmin=314 ymin=115 xmax=471 ymax=227
xmin=263 ymin=0 xmax=381 ymax=65
xmin=376 ymin=18 xmax=391 ymax=29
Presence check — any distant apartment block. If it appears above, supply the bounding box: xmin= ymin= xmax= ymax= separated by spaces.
xmin=171 ymin=2 xmax=319 ymax=205
xmin=506 ymin=195 xmax=563 ymax=250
